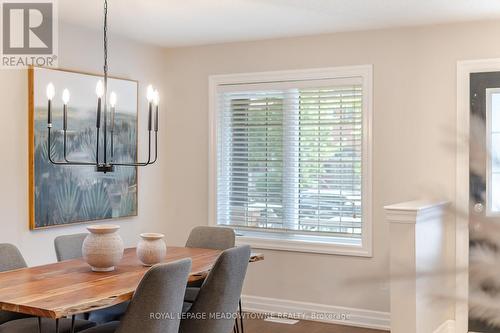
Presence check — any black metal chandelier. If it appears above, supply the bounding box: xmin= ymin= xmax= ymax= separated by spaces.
xmin=45 ymin=0 xmax=159 ymax=173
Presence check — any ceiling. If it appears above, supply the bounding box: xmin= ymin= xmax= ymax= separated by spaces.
xmin=59 ymin=0 xmax=500 ymax=47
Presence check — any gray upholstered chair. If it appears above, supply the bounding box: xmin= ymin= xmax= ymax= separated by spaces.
xmin=184 ymin=226 xmax=235 ymax=289
xmin=0 ymin=244 xmax=32 ymax=325
xmin=184 ymin=226 xmax=244 ymax=330
xmin=0 ymin=243 xmax=27 ymax=272
xmin=185 ymin=226 xmax=235 ymax=250
xmin=79 ymin=258 xmax=192 ymax=333
xmin=53 ymin=233 xmax=128 ymax=324
xmin=179 ymin=245 xmax=251 ymax=333
xmin=54 ymin=233 xmax=88 ymax=261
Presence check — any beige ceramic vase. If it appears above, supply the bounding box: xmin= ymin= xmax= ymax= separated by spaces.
xmin=83 ymin=225 xmax=124 ymax=272
xmin=136 ymin=233 xmax=166 ymax=266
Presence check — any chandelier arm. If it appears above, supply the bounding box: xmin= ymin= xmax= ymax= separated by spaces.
xmin=62 ymin=130 xmax=97 ymax=165
xmin=149 ymin=131 xmax=158 ymax=164
xmin=47 ymin=128 xmax=94 ymax=166
xmin=146 ymin=129 xmax=151 ymax=164
xmin=111 ymin=131 xmax=152 ymax=166
xmin=47 ymin=128 xmax=68 ymax=165
xmin=110 ymin=129 xmax=114 ymax=162
xmin=96 ymin=128 xmax=100 ymax=164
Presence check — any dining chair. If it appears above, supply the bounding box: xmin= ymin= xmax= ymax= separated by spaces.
xmin=79 ymin=258 xmax=192 ymax=333
xmin=185 ymin=226 xmax=235 ymax=250
xmin=54 ymin=233 xmax=88 ymax=262
xmin=54 ymin=233 xmax=129 ymax=324
xmin=183 ymin=226 xmax=246 ymax=332
xmin=179 ymin=245 xmax=251 ymax=333
xmin=0 ymin=243 xmax=27 ymax=272
xmin=0 ymin=244 xmax=32 ymax=325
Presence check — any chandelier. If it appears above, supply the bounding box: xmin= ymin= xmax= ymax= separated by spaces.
xmin=44 ymin=0 xmax=159 ymax=173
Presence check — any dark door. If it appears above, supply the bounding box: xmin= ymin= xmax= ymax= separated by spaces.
xmin=469 ymin=72 xmax=500 ymax=333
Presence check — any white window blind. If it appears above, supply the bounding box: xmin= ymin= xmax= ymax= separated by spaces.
xmin=216 ymin=77 xmax=365 ymax=240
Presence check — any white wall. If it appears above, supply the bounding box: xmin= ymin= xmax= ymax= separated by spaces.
xmin=162 ymin=20 xmax=500 ymax=313
xmin=0 ymin=22 xmax=168 ymax=266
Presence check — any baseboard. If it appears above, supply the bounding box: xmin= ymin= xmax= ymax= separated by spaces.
xmin=241 ymin=295 xmax=390 ymax=330
xmin=434 ymin=320 xmax=456 ymax=333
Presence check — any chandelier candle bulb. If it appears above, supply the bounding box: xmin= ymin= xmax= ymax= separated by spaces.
xmin=146 ymin=85 xmax=155 ymax=102
xmin=96 ymin=80 xmax=104 ymax=98
xmin=46 ymin=82 xmax=55 ymax=100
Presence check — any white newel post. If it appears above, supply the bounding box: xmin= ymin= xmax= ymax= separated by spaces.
xmin=385 ymin=200 xmax=454 ymax=333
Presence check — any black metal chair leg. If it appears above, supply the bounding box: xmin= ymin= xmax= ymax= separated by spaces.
xmin=55 ymin=318 xmax=59 ymax=333
xmin=234 ymin=317 xmax=240 ymax=333
xmin=239 ymin=299 xmax=244 ymax=333
xmin=70 ymin=315 xmax=76 ymax=333
xmin=38 ymin=317 xmax=42 ymax=333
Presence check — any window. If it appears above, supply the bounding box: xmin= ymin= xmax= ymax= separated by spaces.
xmin=209 ymin=66 xmax=372 ymax=256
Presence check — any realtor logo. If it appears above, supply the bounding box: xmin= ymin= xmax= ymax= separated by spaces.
xmin=1 ymin=0 xmax=57 ymax=67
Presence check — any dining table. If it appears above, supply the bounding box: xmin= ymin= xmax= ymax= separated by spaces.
xmin=0 ymin=246 xmax=264 ymax=333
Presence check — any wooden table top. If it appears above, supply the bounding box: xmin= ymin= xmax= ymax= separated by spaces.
xmin=0 ymin=247 xmax=264 ymax=319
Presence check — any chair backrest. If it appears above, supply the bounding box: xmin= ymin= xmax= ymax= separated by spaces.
xmin=0 ymin=244 xmax=27 ymax=272
xmin=180 ymin=246 xmax=251 ymax=333
xmin=185 ymin=226 xmax=235 ymax=250
xmin=54 ymin=233 xmax=88 ymax=262
xmin=116 ymin=259 xmax=192 ymax=333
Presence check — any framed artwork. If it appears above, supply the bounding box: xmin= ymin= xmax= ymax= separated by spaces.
xmin=28 ymin=67 xmax=138 ymax=230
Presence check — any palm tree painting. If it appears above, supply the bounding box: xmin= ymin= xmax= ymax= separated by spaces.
xmin=29 ymin=67 xmax=138 ymax=229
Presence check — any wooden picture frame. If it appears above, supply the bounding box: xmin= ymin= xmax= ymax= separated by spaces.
xmin=28 ymin=67 xmax=139 ymax=230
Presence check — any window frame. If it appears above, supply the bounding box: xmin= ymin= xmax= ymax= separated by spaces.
xmin=208 ymin=65 xmax=373 ymax=257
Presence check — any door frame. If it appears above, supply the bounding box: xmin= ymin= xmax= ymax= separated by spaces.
xmin=456 ymin=58 xmax=500 ymax=333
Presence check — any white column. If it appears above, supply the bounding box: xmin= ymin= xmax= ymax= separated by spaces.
xmin=385 ymin=200 xmax=454 ymax=333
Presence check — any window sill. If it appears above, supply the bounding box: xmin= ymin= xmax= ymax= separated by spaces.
xmin=235 ymin=231 xmax=372 ymax=257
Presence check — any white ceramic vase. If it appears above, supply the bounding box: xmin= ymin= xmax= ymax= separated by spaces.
xmin=83 ymin=225 xmax=124 ymax=272
xmin=136 ymin=233 xmax=166 ymax=266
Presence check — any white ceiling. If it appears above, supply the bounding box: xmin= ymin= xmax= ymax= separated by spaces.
xmin=59 ymin=0 xmax=500 ymax=47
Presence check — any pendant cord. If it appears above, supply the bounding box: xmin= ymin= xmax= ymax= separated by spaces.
xmin=103 ymin=0 xmax=108 ymax=80
xmin=103 ymin=0 xmax=108 ymax=164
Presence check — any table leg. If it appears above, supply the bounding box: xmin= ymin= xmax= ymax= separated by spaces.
xmin=55 ymin=318 xmax=59 ymax=333
xmin=70 ymin=315 xmax=76 ymax=333
xmin=38 ymin=317 xmax=42 ymax=333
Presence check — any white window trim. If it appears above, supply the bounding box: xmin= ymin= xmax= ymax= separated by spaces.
xmin=208 ymin=65 xmax=373 ymax=257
